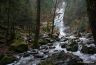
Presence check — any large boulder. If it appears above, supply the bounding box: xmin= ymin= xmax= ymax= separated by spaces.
xmin=39 ymin=51 xmax=83 ymax=65
xmin=39 ymin=39 xmax=48 ymax=45
xmin=40 ymin=45 xmax=49 ymax=50
xmin=66 ymin=39 xmax=78 ymax=52
xmin=85 ymin=33 xmax=93 ymax=38
xmin=47 ymin=43 xmax=53 ymax=46
xmin=81 ymin=45 xmax=96 ymax=54
xmin=60 ymin=37 xmax=68 ymax=42
xmin=61 ymin=43 xmax=66 ymax=48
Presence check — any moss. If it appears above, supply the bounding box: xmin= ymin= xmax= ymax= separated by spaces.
xmin=39 ymin=60 xmax=54 ymax=65
xmin=9 ymin=44 xmax=28 ymax=53
xmin=39 ymin=39 xmax=48 ymax=45
xmin=0 ymin=55 xmax=16 ymax=65
xmin=12 ymin=39 xmax=25 ymax=46
xmin=81 ymin=46 xmax=96 ymax=54
xmin=0 ymin=54 xmax=4 ymax=60
xmin=66 ymin=40 xmax=78 ymax=52
xmin=8 ymin=37 xmax=28 ymax=53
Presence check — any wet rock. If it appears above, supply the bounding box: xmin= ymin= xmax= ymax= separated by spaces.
xmin=67 ymin=57 xmax=84 ymax=65
xmin=41 ymin=55 xmax=48 ymax=60
xmin=54 ymin=61 xmax=64 ymax=65
xmin=39 ymin=51 xmax=83 ymax=65
xmin=30 ymin=49 xmax=38 ymax=54
xmin=49 ymin=46 xmax=56 ymax=49
xmin=56 ymin=38 xmax=60 ymax=41
xmin=79 ymin=37 xmax=89 ymax=44
xmin=52 ymin=34 xmax=59 ymax=40
xmin=23 ymin=52 xmax=31 ymax=57
xmin=34 ymin=53 xmax=44 ymax=58
xmin=43 ymin=50 xmax=49 ymax=54
xmin=39 ymin=39 xmax=48 ymax=45
xmin=66 ymin=40 xmax=78 ymax=52
xmin=61 ymin=44 xmax=66 ymax=48
xmin=89 ymin=38 xmax=95 ymax=43
xmin=40 ymin=49 xmax=49 ymax=54
xmin=85 ymin=33 xmax=93 ymax=38
xmin=40 ymin=45 xmax=49 ymax=50
xmin=35 ymin=55 xmax=43 ymax=58
xmin=60 ymin=37 xmax=68 ymax=42
xmin=76 ymin=33 xmax=82 ymax=37
xmin=54 ymin=50 xmax=60 ymax=52
xmin=47 ymin=43 xmax=53 ymax=46
xmin=87 ymin=39 xmax=95 ymax=44
xmin=45 ymin=38 xmax=54 ymax=43
xmin=60 ymin=42 xmax=66 ymax=48
xmin=81 ymin=46 xmax=96 ymax=54
xmin=42 ymin=34 xmax=49 ymax=38
xmin=50 ymin=50 xmax=61 ymax=54
xmin=50 ymin=39 xmax=54 ymax=43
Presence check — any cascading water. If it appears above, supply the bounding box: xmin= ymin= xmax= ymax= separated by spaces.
xmin=54 ymin=1 xmax=96 ymax=63
xmin=54 ymin=2 xmax=66 ymax=38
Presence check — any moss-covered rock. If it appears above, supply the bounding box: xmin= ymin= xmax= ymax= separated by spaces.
xmin=66 ymin=40 xmax=78 ymax=52
xmin=39 ymin=51 xmax=83 ymax=65
xmin=39 ymin=60 xmax=54 ymax=65
xmin=81 ymin=46 xmax=96 ymax=54
xmin=0 ymin=55 xmax=16 ymax=65
xmin=39 ymin=39 xmax=48 ymax=45
xmin=9 ymin=44 xmax=28 ymax=53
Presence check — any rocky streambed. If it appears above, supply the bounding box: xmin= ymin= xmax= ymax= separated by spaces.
xmin=8 ymin=33 xmax=96 ymax=65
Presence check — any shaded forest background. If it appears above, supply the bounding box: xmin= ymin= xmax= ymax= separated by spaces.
xmin=0 ymin=0 xmax=91 ymax=49
xmin=0 ymin=0 xmax=96 ymax=65
xmin=0 ymin=0 xmax=91 ymax=48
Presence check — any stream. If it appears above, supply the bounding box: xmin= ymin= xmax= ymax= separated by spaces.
xmin=8 ymin=1 xmax=96 ymax=65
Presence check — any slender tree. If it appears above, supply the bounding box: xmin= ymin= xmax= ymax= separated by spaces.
xmin=33 ymin=0 xmax=41 ymax=48
xmin=6 ymin=0 xmax=10 ymax=44
xmin=51 ymin=0 xmax=58 ymax=37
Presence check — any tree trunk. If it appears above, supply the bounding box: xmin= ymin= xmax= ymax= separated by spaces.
xmin=86 ymin=0 xmax=96 ymax=44
xmin=51 ymin=0 xmax=58 ymax=37
xmin=6 ymin=0 xmax=10 ymax=44
xmin=34 ymin=0 xmax=41 ymax=48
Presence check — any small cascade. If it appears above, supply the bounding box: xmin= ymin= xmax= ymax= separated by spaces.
xmin=54 ymin=2 xmax=66 ymax=38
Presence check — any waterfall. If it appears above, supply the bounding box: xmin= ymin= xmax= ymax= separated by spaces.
xmin=54 ymin=2 xmax=66 ymax=38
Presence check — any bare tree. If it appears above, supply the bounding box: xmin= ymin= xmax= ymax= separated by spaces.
xmin=51 ymin=0 xmax=58 ymax=37
xmin=34 ymin=0 xmax=41 ymax=48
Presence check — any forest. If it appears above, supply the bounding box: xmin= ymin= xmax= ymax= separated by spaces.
xmin=0 ymin=0 xmax=96 ymax=65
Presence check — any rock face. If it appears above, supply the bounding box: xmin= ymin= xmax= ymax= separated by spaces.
xmin=39 ymin=51 xmax=83 ymax=65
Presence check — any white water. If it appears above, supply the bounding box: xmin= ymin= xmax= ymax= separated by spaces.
xmin=53 ymin=1 xmax=96 ymax=63
xmin=54 ymin=2 xmax=66 ymax=38
xmin=53 ymin=36 xmax=96 ymax=63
